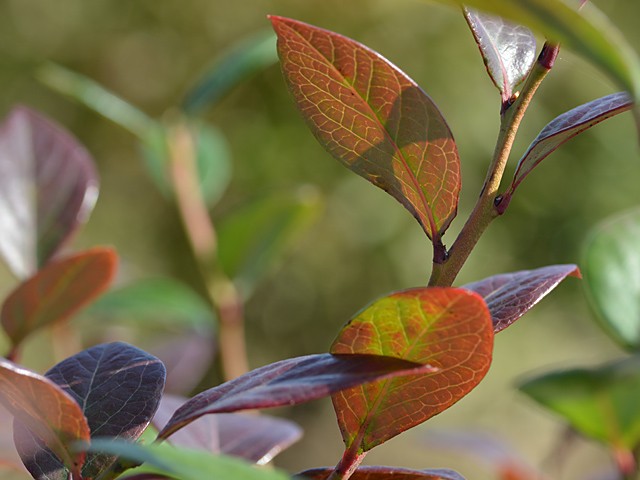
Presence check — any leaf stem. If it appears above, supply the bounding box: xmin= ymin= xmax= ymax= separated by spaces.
xmin=167 ymin=118 xmax=249 ymax=381
xmin=327 ymin=443 xmax=367 ymax=480
xmin=428 ymin=42 xmax=560 ymax=287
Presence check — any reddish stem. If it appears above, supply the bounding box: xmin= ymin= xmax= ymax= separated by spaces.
xmin=327 ymin=444 xmax=367 ymax=480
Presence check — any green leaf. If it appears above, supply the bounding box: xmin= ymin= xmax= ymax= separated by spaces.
xmin=139 ymin=122 xmax=232 ymax=207
xmin=270 ymin=16 xmax=461 ymax=242
xmin=183 ymin=30 xmax=279 ymax=114
xmin=89 ymin=277 xmax=215 ymax=330
xmin=88 ymin=439 xmax=291 ymax=480
xmin=519 ymin=355 xmax=640 ymax=449
xmin=217 ymin=188 xmax=321 ymax=298
xmin=330 ymin=287 xmax=493 ymax=451
xmin=583 ymin=207 xmax=640 ymax=351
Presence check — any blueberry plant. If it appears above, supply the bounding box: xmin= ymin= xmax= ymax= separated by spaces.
xmin=0 ymin=1 xmax=639 ymax=480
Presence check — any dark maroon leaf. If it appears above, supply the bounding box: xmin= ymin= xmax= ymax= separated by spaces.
xmin=1 ymin=248 xmax=118 ymax=348
xmin=463 ymin=264 xmax=580 ymax=332
xmin=296 ymin=466 xmax=465 ymax=479
xmin=0 ymin=106 xmax=99 ymax=278
xmin=15 ymin=342 xmax=166 ymax=480
xmin=271 ymin=16 xmax=461 ymax=241
xmin=507 ymin=92 xmax=632 ymax=197
xmin=156 ymin=353 xmax=436 ymax=440
xmin=463 ymin=8 xmax=536 ymax=104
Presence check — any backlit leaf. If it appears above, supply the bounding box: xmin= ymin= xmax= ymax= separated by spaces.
xmin=0 ymin=107 xmax=99 ymax=278
xmin=519 ymin=355 xmax=640 ymax=449
xmin=463 ymin=8 xmax=536 ymax=104
xmin=463 ymin=264 xmax=580 ymax=333
xmin=331 ymin=288 xmax=493 ymax=451
xmin=157 ymin=353 xmax=436 ymax=440
xmin=0 ymin=359 xmax=89 ymax=476
xmin=508 ymin=92 xmax=632 ymax=196
xmin=15 ymin=342 xmax=166 ymax=480
xmin=583 ymin=208 xmax=640 ymax=350
xmin=270 ymin=16 xmax=461 ymax=241
xmin=297 ymin=466 xmax=465 ymax=479
xmin=1 ymin=248 xmax=117 ymax=347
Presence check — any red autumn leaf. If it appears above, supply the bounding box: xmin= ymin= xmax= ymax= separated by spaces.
xmin=463 ymin=264 xmax=580 ymax=332
xmin=270 ymin=16 xmax=460 ymax=242
xmin=297 ymin=466 xmax=465 ymax=479
xmin=1 ymin=247 xmax=118 ymax=348
xmin=331 ymin=287 xmax=493 ymax=451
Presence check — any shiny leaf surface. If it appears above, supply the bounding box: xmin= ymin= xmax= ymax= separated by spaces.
xmin=519 ymin=355 xmax=640 ymax=449
xmin=463 ymin=8 xmax=536 ymax=103
xmin=331 ymin=288 xmax=493 ymax=451
xmin=1 ymin=248 xmax=117 ymax=347
xmin=0 ymin=107 xmax=99 ymax=278
xmin=463 ymin=264 xmax=580 ymax=333
xmin=0 ymin=359 xmax=89 ymax=475
xmin=583 ymin=208 xmax=640 ymax=350
xmin=297 ymin=466 xmax=465 ymax=479
xmin=508 ymin=92 xmax=632 ymax=195
xmin=271 ymin=16 xmax=460 ymax=241
xmin=157 ymin=353 xmax=436 ymax=440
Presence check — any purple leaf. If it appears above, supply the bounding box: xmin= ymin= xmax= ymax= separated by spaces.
xmin=156 ymin=353 xmax=436 ymax=440
xmin=463 ymin=264 xmax=580 ymax=333
xmin=15 ymin=342 xmax=166 ymax=480
xmin=463 ymin=8 xmax=536 ymax=105
xmin=507 ymin=92 xmax=632 ymax=197
xmin=296 ymin=466 xmax=465 ymax=479
xmin=0 ymin=106 xmax=99 ymax=278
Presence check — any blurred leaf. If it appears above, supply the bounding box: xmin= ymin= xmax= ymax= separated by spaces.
xmin=0 ymin=359 xmax=90 ymax=476
xmin=183 ymin=30 xmax=278 ymax=114
xmin=463 ymin=8 xmax=537 ymax=104
xmin=88 ymin=439 xmax=291 ymax=480
xmin=331 ymin=288 xmax=493 ymax=451
xmin=15 ymin=342 xmax=166 ymax=480
xmin=0 ymin=106 xmax=99 ymax=278
xmin=297 ymin=466 xmax=465 ymax=479
xmin=519 ymin=355 xmax=640 ymax=449
xmin=1 ymin=248 xmax=117 ymax=348
xmin=217 ymin=187 xmax=321 ymax=298
xmin=37 ymin=62 xmax=155 ymax=138
xmin=139 ymin=121 xmax=232 ymax=207
xmin=270 ymin=16 xmax=461 ymax=242
xmin=463 ymin=264 xmax=580 ymax=333
xmin=583 ymin=208 xmax=640 ymax=350
xmin=431 ymin=0 xmax=640 ymax=122
xmin=507 ymin=92 xmax=632 ymax=197
xmin=89 ymin=277 xmax=214 ymax=330
xmin=156 ymin=353 xmax=436 ymax=440
xmin=153 ymin=395 xmax=302 ymax=465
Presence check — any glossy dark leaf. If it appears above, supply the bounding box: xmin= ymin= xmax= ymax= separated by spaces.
xmin=583 ymin=208 xmax=640 ymax=350
xmin=463 ymin=264 xmax=580 ymax=333
xmin=15 ymin=342 xmax=166 ymax=480
xmin=271 ymin=16 xmax=461 ymax=241
xmin=183 ymin=30 xmax=279 ymax=114
xmin=0 ymin=359 xmax=90 ymax=476
xmin=508 ymin=92 xmax=632 ymax=196
xmin=331 ymin=288 xmax=493 ymax=451
xmin=88 ymin=439 xmax=290 ymax=480
xmin=297 ymin=466 xmax=465 ymax=479
xmin=463 ymin=8 xmax=536 ymax=103
xmin=157 ymin=353 xmax=436 ymax=440
xmin=519 ymin=355 xmax=640 ymax=449
xmin=0 ymin=107 xmax=99 ymax=278
xmin=1 ymin=248 xmax=117 ymax=347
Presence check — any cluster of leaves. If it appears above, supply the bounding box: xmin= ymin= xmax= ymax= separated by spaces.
xmin=0 ymin=1 xmax=638 ymax=480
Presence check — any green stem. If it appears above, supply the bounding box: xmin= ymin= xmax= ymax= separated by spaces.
xmin=428 ymin=43 xmax=560 ymax=287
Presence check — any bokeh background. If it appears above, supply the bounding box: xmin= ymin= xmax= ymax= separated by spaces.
xmin=0 ymin=1 xmax=639 ymax=479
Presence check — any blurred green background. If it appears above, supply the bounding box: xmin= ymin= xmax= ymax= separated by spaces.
xmin=0 ymin=0 xmax=639 ymax=479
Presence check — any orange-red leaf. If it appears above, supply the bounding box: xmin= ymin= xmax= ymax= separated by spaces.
xmin=0 ymin=359 xmax=89 ymax=475
xmin=270 ymin=16 xmax=460 ymax=241
xmin=331 ymin=288 xmax=493 ymax=451
xmin=1 ymin=247 xmax=117 ymax=347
